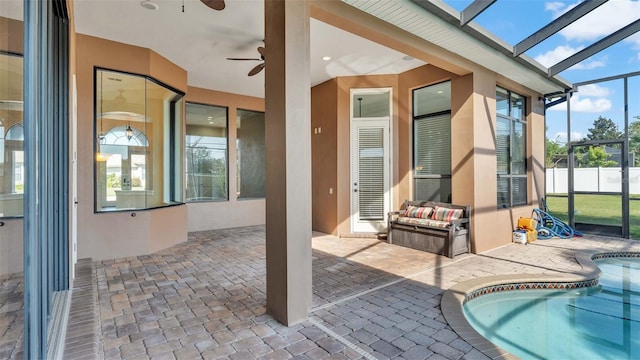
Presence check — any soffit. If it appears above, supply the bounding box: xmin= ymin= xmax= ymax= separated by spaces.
xmin=342 ymin=0 xmax=573 ymax=95
xmin=71 ymin=0 xmax=425 ymax=99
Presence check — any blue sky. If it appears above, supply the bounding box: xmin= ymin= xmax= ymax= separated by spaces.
xmin=443 ymin=0 xmax=640 ymax=143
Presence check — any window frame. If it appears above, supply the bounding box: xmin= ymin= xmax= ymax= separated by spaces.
xmin=93 ymin=67 xmax=185 ymax=213
xmin=236 ymin=108 xmax=266 ymax=200
xmin=0 ymin=52 xmax=25 ymax=219
xmin=496 ymin=86 xmax=528 ymax=209
xmin=185 ymin=101 xmax=229 ymax=203
xmin=411 ymin=81 xmax=452 ymax=203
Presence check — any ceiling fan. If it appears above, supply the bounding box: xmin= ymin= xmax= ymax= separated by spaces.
xmin=227 ymin=46 xmax=265 ymax=76
xmin=200 ymin=0 xmax=225 ymax=10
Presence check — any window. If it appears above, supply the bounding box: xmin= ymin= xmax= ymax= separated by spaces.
xmin=0 ymin=53 xmax=24 ymax=217
xmin=352 ymin=92 xmax=390 ymax=118
xmin=185 ymin=103 xmax=228 ymax=201
xmin=413 ymin=81 xmax=451 ymax=202
xmin=236 ymin=109 xmax=265 ymax=199
xmin=496 ymin=86 xmax=527 ymax=208
xmin=95 ymin=69 xmax=184 ymax=212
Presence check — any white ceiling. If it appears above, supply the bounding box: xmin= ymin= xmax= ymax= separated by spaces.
xmin=3 ymin=0 xmax=571 ymax=99
xmin=70 ymin=0 xmax=425 ymax=98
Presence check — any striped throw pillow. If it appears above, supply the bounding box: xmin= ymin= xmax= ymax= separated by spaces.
xmin=431 ymin=206 xmax=464 ymax=221
xmin=404 ymin=205 xmax=433 ymax=219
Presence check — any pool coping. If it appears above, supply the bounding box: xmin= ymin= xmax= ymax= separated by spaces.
xmin=441 ymin=251 xmax=640 ymax=359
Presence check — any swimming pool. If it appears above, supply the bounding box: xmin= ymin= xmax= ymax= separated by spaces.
xmin=463 ymin=257 xmax=640 ymax=360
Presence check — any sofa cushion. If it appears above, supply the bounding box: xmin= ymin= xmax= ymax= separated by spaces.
xmin=404 ymin=205 xmax=433 ymax=219
xmin=432 ymin=206 xmax=464 ymax=221
xmin=396 ymin=217 xmax=451 ymax=228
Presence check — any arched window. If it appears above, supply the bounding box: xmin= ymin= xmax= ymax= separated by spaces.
xmin=2 ymin=123 xmax=25 ymax=196
xmin=97 ymin=125 xmax=150 ymax=208
xmin=6 ymin=123 xmax=24 ymax=140
xmin=102 ymin=125 xmax=148 ymax=146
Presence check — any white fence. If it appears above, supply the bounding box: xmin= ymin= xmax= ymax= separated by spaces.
xmin=546 ymin=167 xmax=640 ymax=194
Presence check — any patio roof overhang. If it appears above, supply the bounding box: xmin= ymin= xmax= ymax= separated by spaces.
xmin=342 ymin=0 xmax=640 ymax=98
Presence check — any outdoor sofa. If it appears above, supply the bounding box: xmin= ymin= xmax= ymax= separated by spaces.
xmin=387 ymin=200 xmax=471 ymax=259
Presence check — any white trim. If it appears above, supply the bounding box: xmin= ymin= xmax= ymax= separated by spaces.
xmin=349 ymin=87 xmax=393 ymax=233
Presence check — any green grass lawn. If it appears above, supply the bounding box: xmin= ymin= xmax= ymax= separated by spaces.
xmin=545 ymin=195 xmax=640 ymax=239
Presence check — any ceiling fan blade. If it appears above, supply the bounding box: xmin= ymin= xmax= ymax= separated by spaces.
xmin=248 ymin=63 xmax=265 ymax=76
xmin=226 ymin=57 xmax=262 ymax=61
xmin=257 ymin=46 xmax=265 ymax=56
xmin=201 ymin=0 xmax=225 ymax=11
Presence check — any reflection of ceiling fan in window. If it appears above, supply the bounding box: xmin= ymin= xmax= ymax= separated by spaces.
xmin=200 ymin=0 xmax=225 ymax=11
xmin=227 ymin=46 xmax=265 ymax=76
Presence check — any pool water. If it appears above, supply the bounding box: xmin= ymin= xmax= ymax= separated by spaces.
xmin=463 ymin=257 xmax=640 ymax=360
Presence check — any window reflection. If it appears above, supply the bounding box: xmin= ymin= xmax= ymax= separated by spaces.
xmin=412 ymin=81 xmax=452 ymax=203
xmin=236 ymin=109 xmax=265 ymax=199
xmin=98 ymin=126 xmax=149 ymax=207
xmin=0 ymin=53 xmax=24 ymax=217
xmin=185 ymin=103 xmax=228 ymax=202
xmin=95 ymin=69 xmax=183 ymax=212
xmin=496 ymin=86 xmax=527 ymax=208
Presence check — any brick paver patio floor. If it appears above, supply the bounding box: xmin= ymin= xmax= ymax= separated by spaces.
xmin=4 ymin=226 xmax=640 ymax=359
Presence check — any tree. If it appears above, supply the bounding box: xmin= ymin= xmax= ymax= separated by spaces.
xmin=186 ymin=137 xmax=228 ymax=199
xmin=545 ymin=136 xmax=567 ymax=168
xmin=580 ymin=146 xmax=617 ymax=168
xmin=586 ymin=116 xmax=622 ymax=141
xmin=630 ymin=117 xmax=640 ymax=167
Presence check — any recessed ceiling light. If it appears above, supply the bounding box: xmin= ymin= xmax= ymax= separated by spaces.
xmin=322 ymin=56 xmax=331 ymax=61
xmin=209 ymin=121 xmax=214 ymax=124
xmin=402 ymin=55 xmax=414 ymax=61
xmin=140 ymin=1 xmax=158 ymax=10
xmin=437 ymin=90 xmax=443 ymax=94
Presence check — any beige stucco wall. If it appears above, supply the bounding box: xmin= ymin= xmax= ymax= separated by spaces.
xmin=75 ymin=34 xmax=188 ymax=261
xmin=336 ymin=75 xmax=399 ymax=236
xmin=311 ymin=79 xmax=338 ymax=235
xmin=398 ymin=65 xmax=458 ymax=209
xmin=184 ymin=86 xmax=266 ymax=232
xmin=311 ymin=75 xmax=401 ymax=236
xmin=451 ymin=70 xmax=546 ymax=253
xmin=310 ymin=63 xmax=547 ymax=253
xmin=1 ymin=11 xmax=551 ymax=273
xmin=0 ymin=219 xmax=22 ymax=275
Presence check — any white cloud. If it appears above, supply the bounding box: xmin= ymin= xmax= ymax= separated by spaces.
xmin=545 ymin=1 xmax=579 ymax=18
xmin=573 ymin=59 xmax=606 ymax=70
xmin=553 ymin=131 xmax=584 ymax=143
xmin=534 ymin=45 xmax=606 ymax=70
xmin=548 ymin=94 xmax=612 ymax=113
xmin=576 ymin=84 xmax=610 ymax=97
xmin=544 ymin=1 xmax=565 ymax=14
xmin=569 ymin=96 xmax=612 ymax=113
xmin=545 ymin=0 xmax=640 ymax=43
xmin=535 ymin=45 xmax=579 ymax=67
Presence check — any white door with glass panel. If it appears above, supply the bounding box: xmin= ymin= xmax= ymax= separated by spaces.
xmin=350 ymin=89 xmax=391 ymax=233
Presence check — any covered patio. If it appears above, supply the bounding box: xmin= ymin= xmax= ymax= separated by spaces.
xmin=3 ymin=227 xmax=636 ymax=359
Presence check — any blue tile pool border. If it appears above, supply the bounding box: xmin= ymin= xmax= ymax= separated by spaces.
xmin=441 ymin=251 xmax=640 ymax=360
xmin=464 ymin=252 xmax=640 ymax=303
xmin=464 ymin=278 xmax=599 ymax=303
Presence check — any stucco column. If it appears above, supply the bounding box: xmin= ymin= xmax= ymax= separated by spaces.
xmin=264 ymin=0 xmax=312 ymax=325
